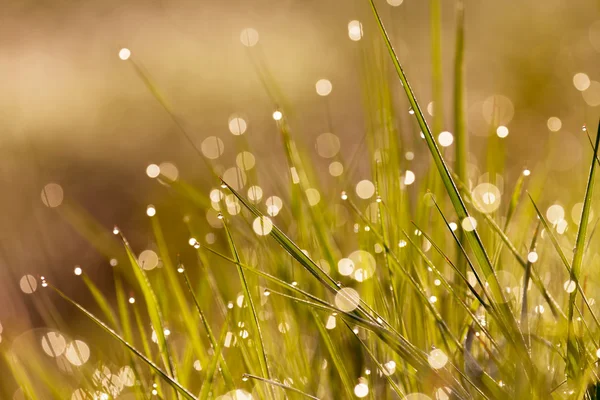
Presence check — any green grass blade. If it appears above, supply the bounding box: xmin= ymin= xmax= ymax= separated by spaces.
xmin=118 ymin=230 xmax=178 ymax=380
xmin=566 ymin=120 xmax=600 ymax=376
xmin=221 ymin=217 xmax=273 ymax=390
xmin=181 ymin=270 xmax=234 ymax=390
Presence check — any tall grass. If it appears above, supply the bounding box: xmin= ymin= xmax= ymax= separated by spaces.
xmin=3 ymin=1 xmax=600 ymax=399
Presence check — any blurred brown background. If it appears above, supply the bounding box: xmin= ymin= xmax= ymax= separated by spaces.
xmin=1 ymin=0 xmax=599 ymax=336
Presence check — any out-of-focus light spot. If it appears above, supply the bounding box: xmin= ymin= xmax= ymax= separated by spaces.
xmin=20 ymin=275 xmax=37 ymax=294
xmin=329 ymin=161 xmax=344 ymax=176
xmin=210 ymin=189 xmax=225 ymax=203
xmin=427 ymin=102 xmax=435 ymax=116
xmin=472 ymin=183 xmax=501 ymax=213
xmin=119 ymin=366 xmax=135 ymax=387
xmin=571 ymin=202 xmax=594 ymax=224
xmin=398 ymin=240 xmax=407 ymax=248
xmin=356 ymin=180 xmax=375 ymax=199
xmin=554 ymin=219 xmax=567 ymax=234
xmin=41 ymin=183 xmax=64 ymax=207
xmin=278 ymin=322 xmax=290 ymax=333
xmin=316 ymin=79 xmax=333 ymax=96
xmin=535 ymin=305 xmax=545 ymax=314
xmin=436 ymin=387 xmax=452 ymax=400
xmin=146 ymin=205 xmax=156 ymax=217
xmin=201 ymin=136 xmax=224 ymax=159
xmin=547 ymin=117 xmax=562 ymax=132
xmin=564 ymin=280 xmax=577 ymax=293
xmin=316 ymin=132 xmax=341 ymax=158
xmin=523 ymin=169 xmax=531 ymax=176
xmin=266 ymin=196 xmax=283 ymax=217
xmin=65 ymin=340 xmax=90 ymax=366
xmin=496 ymin=126 xmax=509 ymax=138
xmin=112 ymin=226 xmax=120 ymax=235
xmin=290 ymin=167 xmax=300 ymax=184
xmin=546 ymin=204 xmax=565 ymax=224
xmin=574 ymin=73 xmax=591 ymax=91
xmin=583 ymin=81 xmax=600 ymax=106
xmin=253 ymin=216 xmax=273 ymax=236
xmin=222 ymin=167 xmax=247 ymax=190
xmin=335 ymin=288 xmax=360 ymax=312
xmin=482 ymin=95 xmax=514 ymax=125
xmin=272 ymin=110 xmax=282 ymax=120
xmin=404 ymin=170 xmax=415 ymax=185
xmin=228 ymin=116 xmax=247 ymax=135
xmin=429 ymin=295 xmax=437 ymax=303
xmin=383 ymin=360 xmax=396 ymax=376
xmin=205 ymin=233 xmax=215 ymax=244
xmin=590 ymin=20 xmax=600 ymax=52
xmin=146 ymin=164 xmax=160 ymax=178
xmin=349 ymin=250 xmax=376 ymax=281
xmin=159 ymin=162 xmax=178 ymax=181
xmin=338 ymin=258 xmax=355 ymax=276
xmin=461 ymin=217 xmax=477 ymax=232
xmin=248 ymin=186 xmax=263 ymax=202
xmin=129 ymin=297 xmax=135 ymax=304
xmin=387 ymin=0 xmax=404 ymax=5
xmin=428 ymin=349 xmax=448 ymax=369
xmin=405 ymin=151 xmax=414 ymax=160
xmin=118 ymin=48 xmax=131 ymax=60
xmin=193 ymin=360 xmax=202 ymax=371
xmin=74 ymin=266 xmax=82 ymax=276
xmin=240 ymin=28 xmax=259 ymax=47
xmin=41 ymin=332 xmax=67 ymax=357
xmin=348 ymin=20 xmax=363 ymax=41
xmin=527 ymin=251 xmax=538 ymax=263
xmin=354 ymin=382 xmax=369 ymax=398
xmin=225 ymin=194 xmax=241 ymax=215
xmin=138 ymin=250 xmax=159 ymax=270
xmin=306 ymin=188 xmax=321 ymax=206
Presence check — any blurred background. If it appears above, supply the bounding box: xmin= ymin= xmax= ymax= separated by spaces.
xmin=1 ymin=0 xmax=600 ymax=392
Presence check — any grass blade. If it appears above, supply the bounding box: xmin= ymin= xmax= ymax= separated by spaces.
xmin=566 ymin=120 xmax=600 ymax=376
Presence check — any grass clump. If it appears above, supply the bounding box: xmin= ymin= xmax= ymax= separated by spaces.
xmin=3 ymin=1 xmax=600 ymax=399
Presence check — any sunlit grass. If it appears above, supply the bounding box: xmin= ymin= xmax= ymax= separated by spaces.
xmin=4 ymin=1 xmax=600 ymax=399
